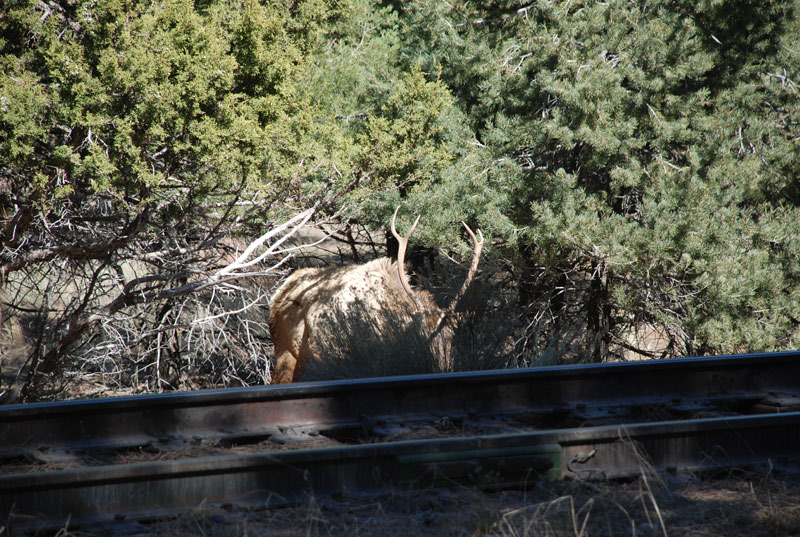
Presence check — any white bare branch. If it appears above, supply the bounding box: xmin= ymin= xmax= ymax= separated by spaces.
xmin=215 ymin=204 xmax=319 ymax=278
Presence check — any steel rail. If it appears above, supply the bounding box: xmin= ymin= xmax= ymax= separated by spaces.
xmin=3 ymin=410 xmax=800 ymax=532
xmin=2 ymin=351 xmax=800 ymax=459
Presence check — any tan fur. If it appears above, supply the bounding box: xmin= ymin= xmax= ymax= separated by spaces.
xmin=268 ymin=257 xmax=443 ymax=383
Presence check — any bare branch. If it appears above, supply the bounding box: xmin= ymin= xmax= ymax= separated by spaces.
xmin=215 ymin=204 xmax=318 ymax=278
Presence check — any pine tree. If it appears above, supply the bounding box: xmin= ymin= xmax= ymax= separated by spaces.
xmin=391 ymin=0 xmax=800 ymax=358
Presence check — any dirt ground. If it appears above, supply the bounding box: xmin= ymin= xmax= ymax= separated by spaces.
xmin=31 ymin=469 xmax=800 ymax=537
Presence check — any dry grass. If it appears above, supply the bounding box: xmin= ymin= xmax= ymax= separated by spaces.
xmin=27 ymin=470 xmax=800 ymax=537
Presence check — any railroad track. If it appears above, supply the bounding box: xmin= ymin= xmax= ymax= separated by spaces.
xmin=3 ymin=351 xmax=800 ymax=533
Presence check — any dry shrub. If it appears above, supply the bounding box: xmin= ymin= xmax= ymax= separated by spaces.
xmin=0 ymin=259 xmax=279 ymax=400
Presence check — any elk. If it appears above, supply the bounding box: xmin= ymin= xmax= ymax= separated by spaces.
xmin=268 ymin=208 xmax=484 ymax=383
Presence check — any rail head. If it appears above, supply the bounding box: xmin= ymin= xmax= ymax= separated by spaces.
xmin=2 ymin=350 xmax=799 ymax=420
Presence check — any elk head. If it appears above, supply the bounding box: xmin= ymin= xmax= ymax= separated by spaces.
xmin=268 ymin=208 xmax=483 ymax=383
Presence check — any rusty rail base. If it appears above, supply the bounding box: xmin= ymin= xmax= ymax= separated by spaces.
xmin=2 ymin=351 xmax=800 ymax=459
xmin=4 ymin=411 xmax=800 ymax=533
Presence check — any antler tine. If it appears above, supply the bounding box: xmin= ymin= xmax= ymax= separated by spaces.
xmin=390 ymin=206 xmax=420 ymax=243
xmin=390 ymin=206 xmax=421 ymax=307
xmin=431 ymin=220 xmax=484 ymax=340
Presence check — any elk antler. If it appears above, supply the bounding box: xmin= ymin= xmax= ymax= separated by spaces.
xmin=430 ymin=220 xmax=484 ymax=349
xmin=391 ymin=206 xmax=421 ymax=308
xmin=447 ymin=222 xmax=484 ymax=314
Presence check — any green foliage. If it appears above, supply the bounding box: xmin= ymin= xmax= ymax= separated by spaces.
xmin=356 ymin=65 xmax=455 ymax=193
xmin=388 ymin=0 xmax=800 ymax=355
xmin=0 ymin=0 xmax=373 ymax=221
